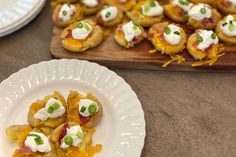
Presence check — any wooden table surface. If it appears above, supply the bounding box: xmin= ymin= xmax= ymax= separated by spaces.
xmin=1 ymin=2 xmax=236 ymax=157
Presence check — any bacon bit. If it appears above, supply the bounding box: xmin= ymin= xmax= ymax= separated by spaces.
xmin=17 ymin=146 xmax=32 ymax=154
xmin=202 ymin=17 xmax=214 ymax=28
xmin=205 ymin=44 xmax=213 ymax=53
xmin=132 ymin=36 xmax=139 ymax=42
xmin=178 ymin=8 xmax=184 ymax=16
xmin=66 ymin=30 xmax=73 ymax=39
xmin=79 ymin=114 xmax=90 ymax=124
xmin=97 ymin=0 xmax=102 ymax=4
xmin=97 ymin=16 xmax=104 ymax=25
xmin=59 ymin=123 xmax=69 ymax=143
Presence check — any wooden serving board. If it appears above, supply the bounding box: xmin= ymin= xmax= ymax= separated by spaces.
xmin=50 ymin=26 xmax=236 ymax=72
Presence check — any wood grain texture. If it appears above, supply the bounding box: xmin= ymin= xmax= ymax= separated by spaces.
xmin=0 ymin=1 xmax=236 ymax=157
xmin=50 ymin=26 xmax=236 ymax=72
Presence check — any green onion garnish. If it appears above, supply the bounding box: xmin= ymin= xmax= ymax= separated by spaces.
xmin=164 ymin=27 xmax=171 ymax=35
xmin=51 ymin=103 xmax=60 ymax=110
xmin=47 ymin=106 xmax=54 ymax=113
xmin=80 ymin=106 xmax=86 ymax=113
xmin=76 ymin=132 xmax=84 ymax=139
xmin=105 ymin=11 xmax=111 ymax=18
xmin=64 ymin=135 xmax=73 ymax=145
xmin=222 ymin=22 xmax=228 ymax=27
xmin=174 ymin=31 xmax=180 ymax=35
xmin=196 ymin=35 xmax=203 ymax=43
xmin=28 ymin=134 xmax=44 ymax=145
xmin=211 ymin=32 xmax=217 ymax=39
xmin=229 ymin=24 xmax=235 ymax=31
xmin=149 ymin=1 xmax=156 ymax=7
xmin=77 ymin=22 xmax=83 ymax=28
xmin=200 ymin=8 xmax=206 ymax=14
xmin=88 ymin=104 xmax=97 ymax=115
xmin=83 ymin=23 xmax=91 ymax=31
xmin=62 ymin=11 xmax=67 ymax=16
xmin=179 ymin=0 xmax=189 ymax=6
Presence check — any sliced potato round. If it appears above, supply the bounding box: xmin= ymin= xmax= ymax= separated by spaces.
xmin=164 ymin=4 xmax=188 ymax=23
xmin=216 ymin=0 xmax=236 ymax=14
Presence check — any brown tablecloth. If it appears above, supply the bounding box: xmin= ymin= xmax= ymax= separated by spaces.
xmin=0 ymin=1 xmax=236 ymax=157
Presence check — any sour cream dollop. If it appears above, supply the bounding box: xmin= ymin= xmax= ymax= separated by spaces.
xmin=189 ymin=3 xmax=212 ymax=21
xmin=81 ymin=0 xmax=98 ymax=7
xmin=122 ymin=21 xmax=142 ymax=42
xmin=101 ymin=6 xmax=118 ymax=22
xmin=172 ymin=0 xmax=193 ymax=11
xmin=78 ymin=99 xmax=99 ymax=117
xmin=34 ymin=98 xmax=65 ymax=121
xmin=71 ymin=21 xmax=93 ymax=40
xmin=58 ymin=4 xmax=75 ymax=21
xmin=220 ymin=15 xmax=236 ymax=37
xmin=24 ymin=132 xmax=51 ymax=153
xmin=141 ymin=1 xmax=163 ymax=17
xmin=164 ymin=24 xmax=182 ymax=45
xmin=196 ymin=30 xmax=219 ymax=51
xmin=60 ymin=125 xmax=84 ymax=149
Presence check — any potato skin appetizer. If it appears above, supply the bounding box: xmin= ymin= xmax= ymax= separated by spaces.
xmin=51 ymin=122 xmax=101 ymax=157
xmin=216 ymin=15 xmax=236 ymax=45
xmin=6 ymin=125 xmax=57 ymax=157
xmin=79 ymin=0 xmax=104 ymax=16
xmin=67 ymin=91 xmax=103 ymax=128
xmin=216 ymin=0 xmax=236 ymax=14
xmin=148 ymin=22 xmax=187 ymax=56
xmin=28 ymin=91 xmax=67 ymax=128
xmin=61 ymin=19 xmax=104 ymax=52
xmin=188 ymin=3 xmax=221 ymax=30
xmin=187 ymin=30 xmax=223 ymax=65
xmin=52 ymin=3 xmax=83 ymax=28
xmin=126 ymin=0 xmax=164 ymax=27
xmin=105 ymin=0 xmax=136 ymax=11
xmin=114 ymin=21 xmax=146 ymax=48
xmin=164 ymin=0 xmax=193 ymax=23
xmin=96 ymin=6 xmax=124 ymax=27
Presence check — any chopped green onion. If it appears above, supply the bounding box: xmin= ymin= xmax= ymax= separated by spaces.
xmin=229 ymin=24 xmax=235 ymax=31
xmin=80 ymin=106 xmax=86 ymax=113
xmin=179 ymin=0 xmax=189 ymax=6
xmin=67 ymin=3 xmax=71 ymax=7
xmin=174 ymin=31 xmax=180 ymax=35
xmin=77 ymin=22 xmax=83 ymax=28
xmin=51 ymin=103 xmax=60 ymax=110
xmin=211 ymin=32 xmax=217 ymax=39
xmin=28 ymin=134 xmax=44 ymax=145
xmin=184 ymin=11 xmax=189 ymax=17
xmin=105 ymin=11 xmax=111 ymax=18
xmin=76 ymin=132 xmax=84 ymax=139
xmin=62 ymin=11 xmax=67 ymax=16
xmin=164 ymin=27 xmax=171 ymax=35
xmin=47 ymin=106 xmax=54 ymax=114
xmin=83 ymin=23 xmax=91 ymax=31
xmin=222 ymin=22 xmax=228 ymax=27
xmin=64 ymin=135 xmax=73 ymax=145
xmin=196 ymin=35 xmax=203 ymax=43
xmin=88 ymin=104 xmax=97 ymax=115
xmin=229 ymin=20 xmax=233 ymax=25
xmin=149 ymin=1 xmax=156 ymax=7
xmin=200 ymin=8 xmax=206 ymax=14
xmin=143 ymin=2 xmax=151 ymax=13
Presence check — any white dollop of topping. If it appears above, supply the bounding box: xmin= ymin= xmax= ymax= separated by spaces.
xmin=101 ymin=6 xmax=118 ymax=22
xmin=34 ymin=98 xmax=65 ymax=121
xmin=197 ymin=30 xmax=218 ymax=51
xmin=60 ymin=126 xmax=84 ymax=149
xmin=82 ymin=0 xmax=98 ymax=7
xmin=24 ymin=132 xmax=51 ymax=153
xmin=141 ymin=1 xmax=163 ymax=17
xmin=189 ymin=3 xmax=212 ymax=21
xmin=164 ymin=24 xmax=182 ymax=45
xmin=58 ymin=4 xmax=75 ymax=21
xmin=122 ymin=21 xmax=142 ymax=42
xmin=226 ymin=0 xmax=236 ymax=6
xmin=78 ymin=99 xmax=99 ymax=117
xmin=172 ymin=0 xmax=193 ymax=11
xmin=220 ymin=15 xmax=236 ymax=37
xmin=71 ymin=21 xmax=93 ymax=40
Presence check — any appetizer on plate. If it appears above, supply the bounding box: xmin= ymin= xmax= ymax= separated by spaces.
xmin=188 ymin=3 xmax=221 ymax=30
xmin=105 ymin=0 xmax=136 ymax=11
xmin=216 ymin=15 xmax=236 ymax=44
xmin=187 ymin=29 xmax=224 ymax=66
xmin=148 ymin=22 xmax=187 ymax=67
xmin=216 ymin=0 xmax=236 ymax=14
xmin=52 ymin=3 xmax=83 ymax=27
xmin=51 ymin=122 xmax=102 ymax=157
xmin=114 ymin=21 xmax=146 ymax=48
xmin=6 ymin=125 xmax=57 ymax=157
xmin=28 ymin=91 xmax=67 ymax=128
xmin=189 ymin=0 xmax=217 ymax=7
xmin=61 ymin=19 xmax=103 ymax=52
xmin=79 ymin=0 xmax=103 ymax=16
xmin=126 ymin=0 xmax=164 ymax=27
xmin=164 ymin=0 xmax=193 ymax=23
xmin=96 ymin=6 xmax=124 ymax=27
xmin=67 ymin=91 xmax=103 ymax=128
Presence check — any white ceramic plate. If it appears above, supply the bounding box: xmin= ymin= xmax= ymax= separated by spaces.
xmin=0 ymin=0 xmax=46 ymax=37
xmin=0 ymin=59 xmax=146 ymax=157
